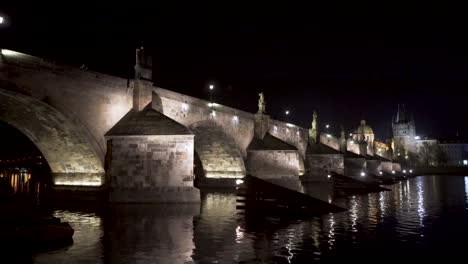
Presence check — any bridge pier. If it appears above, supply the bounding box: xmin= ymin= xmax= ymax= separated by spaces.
xmin=105 ymin=106 xmax=200 ymax=203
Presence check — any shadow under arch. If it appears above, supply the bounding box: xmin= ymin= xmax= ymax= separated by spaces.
xmin=0 ymin=89 xmax=105 ymax=186
xmin=189 ymin=120 xmax=245 ymax=180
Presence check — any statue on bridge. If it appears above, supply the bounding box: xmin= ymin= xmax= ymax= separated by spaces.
xmin=309 ymin=111 xmax=318 ymax=143
xmin=258 ymin=92 xmax=266 ymax=114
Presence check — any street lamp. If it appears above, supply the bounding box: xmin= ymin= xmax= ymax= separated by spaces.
xmin=285 ymin=110 xmax=290 ymax=115
xmin=326 ymin=124 xmax=330 ymax=129
xmin=208 ymin=84 xmax=214 ymax=103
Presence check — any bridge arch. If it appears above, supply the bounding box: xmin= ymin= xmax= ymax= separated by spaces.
xmin=189 ymin=120 xmax=245 ymax=179
xmin=0 ymin=89 xmax=105 ymax=186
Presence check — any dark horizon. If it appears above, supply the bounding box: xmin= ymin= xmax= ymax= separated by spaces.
xmin=2 ymin=1 xmax=468 ymax=140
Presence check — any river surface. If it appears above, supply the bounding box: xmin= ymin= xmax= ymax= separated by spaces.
xmin=7 ymin=175 xmax=468 ymax=263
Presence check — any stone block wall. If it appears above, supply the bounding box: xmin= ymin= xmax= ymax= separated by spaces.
xmin=107 ymin=135 xmax=200 ymax=203
xmin=319 ymin=133 xmax=341 ymax=151
xmin=303 ymin=154 xmax=344 ymax=182
xmin=380 ymin=161 xmax=393 ymax=172
xmin=246 ymin=150 xmax=301 ymax=179
xmin=190 ymin=122 xmax=245 ymax=179
xmin=268 ymin=119 xmax=309 ymax=157
xmin=155 ymin=87 xmax=254 ymax=157
xmin=0 ymin=50 xmax=133 ymax=163
xmin=347 ymin=140 xmax=361 ymax=155
xmin=392 ymin=163 xmax=402 ymax=172
xmin=0 ymin=89 xmax=104 ymax=187
xmin=366 ymin=160 xmax=382 ymax=175
xmin=344 ymin=158 xmax=367 ymax=178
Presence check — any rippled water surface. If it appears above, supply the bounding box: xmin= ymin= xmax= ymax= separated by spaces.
xmin=24 ymin=176 xmax=468 ymax=263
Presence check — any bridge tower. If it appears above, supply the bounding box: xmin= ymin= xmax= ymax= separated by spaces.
xmin=392 ymin=104 xmax=416 ymax=154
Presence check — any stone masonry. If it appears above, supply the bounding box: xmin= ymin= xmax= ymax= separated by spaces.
xmin=105 ymin=106 xmax=200 ymax=203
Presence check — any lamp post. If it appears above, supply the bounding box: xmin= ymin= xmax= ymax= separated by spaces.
xmin=209 ymin=84 xmax=214 ymax=105
xmin=285 ymin=110 xmax=290 ymax=122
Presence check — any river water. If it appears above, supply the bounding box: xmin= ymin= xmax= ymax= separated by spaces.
xmin=8 ymin=175 xmax=468 ymax=263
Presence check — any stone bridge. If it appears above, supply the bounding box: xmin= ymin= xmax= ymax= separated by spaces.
xmin=0 ymin=49 xmax=311 ymax=201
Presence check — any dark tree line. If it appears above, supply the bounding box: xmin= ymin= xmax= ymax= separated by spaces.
xmin=394 ymin=142 xmax=447 ymax=167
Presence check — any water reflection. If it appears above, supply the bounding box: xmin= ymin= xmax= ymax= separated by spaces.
xmin=29 ymin=176 xmax=468 ymax=263
xmin=0 ymin=168 xmax=45 ymax=201
xmin=34 ymin=211 xmax=103 ymax=264
xmin=465 ymin=176 xmax=468 ymax=206
xmin=416 ymin=177 xmax=426 ymax=227
xmin=105 ymin=205 xmax=199 ymax=264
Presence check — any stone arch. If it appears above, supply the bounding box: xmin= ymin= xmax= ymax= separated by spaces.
xmin=189 ymin=120 xmax=245 ymax=179
xmin=0 ymin=89 xmax=105 ymax=186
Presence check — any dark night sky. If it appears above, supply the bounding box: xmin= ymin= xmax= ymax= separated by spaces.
xmin=2 ymin=1 xmax=468 ymax=140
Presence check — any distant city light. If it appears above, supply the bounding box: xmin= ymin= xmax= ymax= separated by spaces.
xmin=464 ymin=160 xmax=468 ymax=166
xmin=209 ymin=84 xmax=214 ymax=90
xmin=409 ymin=169 xmax=413 ymax=173
xmin=379 ymin=171 xmax=383 ymax=175
xmin=392 ymin=170 xmax=395 ymax=174
xmin=0 ymin=16 xmax=4 ymax=24
xmin=326 ymin=124 xmax=330 ymax=129
xmin=415 ymin=136 xmax=421 ymax=140
xmin=285 ymin=110 xmax=290 ymax=115
xmin=349 ymin=133 xmax=353 ymax=137
xmin=403 ymin=170 xmax=407 ymax=174
xmin=360 ymin=172 xmax=366 ymax=177
xmin=327 ymin=174 xmax=331 ymax=179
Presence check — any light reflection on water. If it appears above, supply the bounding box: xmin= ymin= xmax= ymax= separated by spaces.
xmin=465 ymin=176 xmax=468 ymax=206
xmin=31 ymin=176 xmax=468 ymax=263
